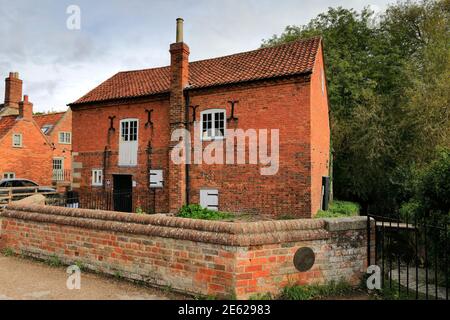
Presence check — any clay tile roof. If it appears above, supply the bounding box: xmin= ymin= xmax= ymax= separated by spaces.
xmin=71 ymin=37 xmax=321 ymax=105
xmin=33 ymin=112 xmax=65 ymax=135
xmin=0 ymin=115 xmax=18 ymax=140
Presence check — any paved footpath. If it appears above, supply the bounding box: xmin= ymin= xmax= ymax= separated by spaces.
xmin=0 ymin=255 xmax=185 ymax=300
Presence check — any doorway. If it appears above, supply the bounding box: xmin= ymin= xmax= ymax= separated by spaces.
xmin=119 ymin=119 xmax=138 ymax=166
xmin=113 ymin=174 xmax=133 ymax=212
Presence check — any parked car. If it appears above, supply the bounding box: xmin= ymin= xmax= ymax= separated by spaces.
xmin=0 ymin=179 xmax=56 ymax=202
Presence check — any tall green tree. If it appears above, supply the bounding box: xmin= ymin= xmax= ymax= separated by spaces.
xmin=262 ymin=0 xmax=450 ymax=213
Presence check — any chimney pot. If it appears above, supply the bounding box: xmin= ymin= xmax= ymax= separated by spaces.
xmin=176 ymin=18 xmax=184 ymax=43
xmin=9 ymin=72 xmax=19 ymax=79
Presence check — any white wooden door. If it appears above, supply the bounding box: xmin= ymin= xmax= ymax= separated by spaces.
xmin=119 ymin=119 xmax=138 ymax=166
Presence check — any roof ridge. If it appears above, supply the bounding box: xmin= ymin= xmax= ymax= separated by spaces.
xmin=117 ymin=65 xmax=170 ymax=74
xmin=34 ymin=111 xmax=66 ymax=117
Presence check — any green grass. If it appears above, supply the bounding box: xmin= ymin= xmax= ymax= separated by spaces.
xmin=1 ymin=248 xmax=15 ymax=257
xmin=74 ymin=261 xmax=85 ymax=271
xmin=316 ymin=201 xmax=360 ymax=218
xmin=46 ymin=255 xmax=63 ymax=267
xmin=177 ymin=204 xmax=234 ymax=221
xmin=370 ymin=280 xmax=429 ymax=300
xmin=280 ymin=281 xmax=355 ymax=300
xmin=248 ymin=292 xmax=274 ymax=300
xmin=194 ymin=294 xmax=218 ymax=300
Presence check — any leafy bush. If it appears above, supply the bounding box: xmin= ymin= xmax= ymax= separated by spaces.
xmin=135 ymin=207 xmax=145 ymax=215
xmin=316 ymin=201 xmax=360 ymax=218
xmin=400 ymin=149 xmax=450 ymax=222
xmin=280 ymin=281 xmax=354 ymax=300
xmin=177 ymin=204 xmax=234 ymax=221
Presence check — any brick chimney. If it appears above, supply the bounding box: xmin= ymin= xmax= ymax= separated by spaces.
xmin=168 ymin=18 xmax=190 ymax=213
xmin=4 ymin=72 xmax=23 ymax=109
xmin=19 ymin=95 xmax=33 ymax=120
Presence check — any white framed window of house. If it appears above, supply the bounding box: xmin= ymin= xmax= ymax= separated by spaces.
xmin=91 ymin=169 xmax=103 ymax=187
xmin=200 ymin=109 xmax=226 ymax=141
xmin=12 ymin=133 xmax=22 ymax=147
xmin=3 ymin=172 xmax=15 ymax=179
xmin=200 ymin=189 xmax=219 ymax=211
xmin=59 ymin=132 xmax=71 ymax=144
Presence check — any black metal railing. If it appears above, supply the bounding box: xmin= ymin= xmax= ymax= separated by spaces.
xmin=46 ymin=190 xmax=157 ymax=214
xmin=368 ymin=213 xmax=449 ymax=300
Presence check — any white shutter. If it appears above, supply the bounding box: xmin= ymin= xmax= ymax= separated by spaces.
xmin=200 ymin=189 xmax=219 ymax=211
xmin=149 ymin=170 xmax=163 ymax=188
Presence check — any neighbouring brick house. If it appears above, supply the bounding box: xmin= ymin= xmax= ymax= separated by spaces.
xmin=34 ymin=110 xmax=73 ymax=187
xmin=0 ymin=72 xmax=72 ymax=187
xmin=69 ymin=20 xmax=331 ymax=218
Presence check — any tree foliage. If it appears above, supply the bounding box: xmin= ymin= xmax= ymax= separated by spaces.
xmin=262 ymin=0 xmax=450 ymax=213
xmin=400 ymin=149 xmax=450 ymax=221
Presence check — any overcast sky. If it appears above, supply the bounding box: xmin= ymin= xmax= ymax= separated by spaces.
xmin=0 ymin=0 xmax=395 ymax=112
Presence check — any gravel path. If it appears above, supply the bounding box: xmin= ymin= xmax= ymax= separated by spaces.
xmin=0 ymin=255 xmax=186 ymax=300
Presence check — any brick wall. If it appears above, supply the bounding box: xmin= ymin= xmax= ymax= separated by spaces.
xmin=0 ymin=204 xmax=371 ymax=299
xmin=187 ymin=78 xmax=312 ymax=217
xmin=71 ymin=97 xmax=171 ymax=212
xmin=71 ymin=76 xmax=322 ymax=217
xmin=310 ymin=43 xmax=331 ymax=216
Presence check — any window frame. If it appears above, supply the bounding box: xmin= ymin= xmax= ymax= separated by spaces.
xmin=52 ymin=158 xmax=64 ymax=170
xmin=58 ymin=131 xmax=72 ymax=144
xmin=41 ymin=125 xmax=53 ymax=134
xmin=200 ymin=109 xmax=226 ymax=141
xmin=12 ymin=133 xmax=23 ymax=148
xmin=91 ymin=169 xmax=103 ymax=187
xmin=120 ymin=119 xmax=139 ymax=143
xmin=3 ymin=172 xmax=15 ymax=179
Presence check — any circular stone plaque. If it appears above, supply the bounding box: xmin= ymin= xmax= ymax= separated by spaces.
xmin=293 ymin=247 xmax=315 ymax=272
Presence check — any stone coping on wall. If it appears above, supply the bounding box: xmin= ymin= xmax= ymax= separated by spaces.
xmin=1 ymin=204 xmax=367 ymax=247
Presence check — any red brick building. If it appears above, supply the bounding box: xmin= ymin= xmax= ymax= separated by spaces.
xmin=69 ymin=20 xmax=330 ymax=217
xmin=34 ymin=110 xmax=73 ymax=187
xmin=0 ymin=72 xmax=72 ymax=187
